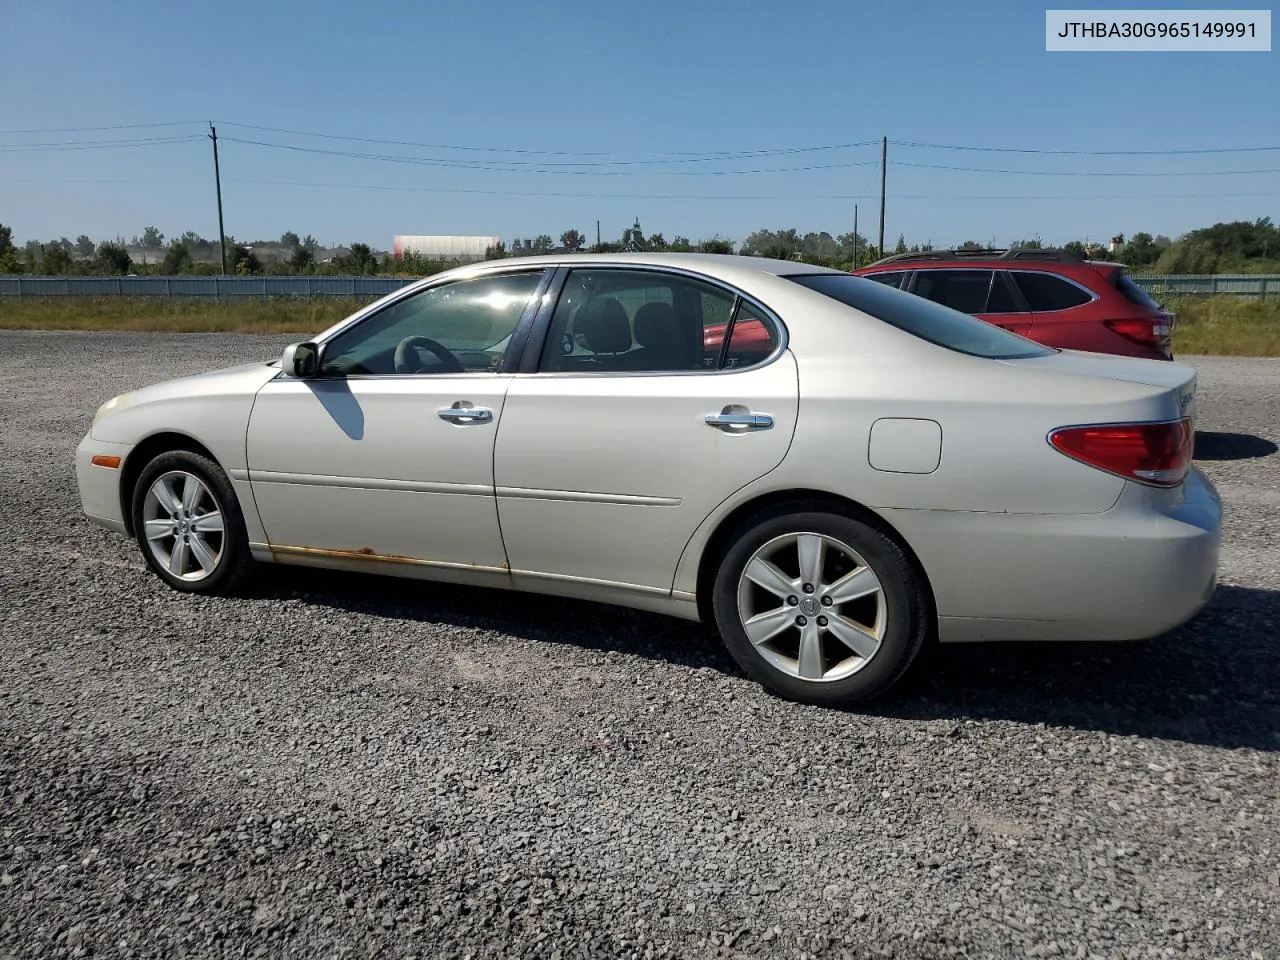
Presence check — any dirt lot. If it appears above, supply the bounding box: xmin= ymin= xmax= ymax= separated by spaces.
xmin=1 ymin=332 xmax=1278 ymax=959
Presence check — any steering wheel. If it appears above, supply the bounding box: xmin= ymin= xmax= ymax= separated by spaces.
xmin=393 ymin=336 xmax=464 ymax=374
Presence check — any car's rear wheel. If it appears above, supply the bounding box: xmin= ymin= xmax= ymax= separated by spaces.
xmin=711 ymin=508 xmax=929 ymax=706
xmin=131 ymin=450 xmax=253 ymax=594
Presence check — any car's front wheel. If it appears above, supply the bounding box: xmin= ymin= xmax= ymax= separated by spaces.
xmin=130 ymin=449 xmax=253 ymax=594
xmin=711 ymin=507 xmax=930 ymax=706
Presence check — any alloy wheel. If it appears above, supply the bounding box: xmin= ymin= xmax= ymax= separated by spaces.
xmin=141 ymin=470 xmax=226 ymax=582
xmin=736 ymin=532 xmax=886 ymax=682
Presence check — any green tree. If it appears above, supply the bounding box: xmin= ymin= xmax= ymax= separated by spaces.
xmin=229 ymin=242 xmax=262 ymax=275
xmin=741 ymin=228 xmax=800 ymax=258
xmin=1010 ymin=237 xmax=1043 ymax=250
xmin=669 ymin=236 xmax=694 ymax=253
xmin=41 ymin=243 xmax=72 ymax=274
xmin=559 ymin=229 xmax=584 ymax=253
xmin=957 ymin=240 xmax=985 ymax=251
xmin=484 ymin=240 xmax=508 ymax=260
xmin=141 ymin=225 xmax=165 ymax=250
xmin=289 ymin=245 xmax=314 ymax=272
xmin=647 ymin=232 xmax=668 ymax=252
xmin=280 ymin=230 xmax=301 ymax=248
xmin=162 ymin=240 xmax=194 ymax=273
xmin=336 ymin=243 xmax=377 ymax=274
xmin=95 ymin=241 xmax=132 ymax=275
xmin=530 ymin=234 xmax=554 ymax=254
xmin=0 ymin=225 xmax=19 ymax=273
xmin=74 ymin=235 xmax=95 ymax=259
xmin=1154 ymin=239 xmax=1219 ymax=275
xmin=698 ymin=237 xmax=734 ymax=255
xmin=893 ymin=234 xmax=908 ymax=255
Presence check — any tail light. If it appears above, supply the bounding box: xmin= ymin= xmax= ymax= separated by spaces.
xmin=1104 ymin=318 xmax=1172 ymax=354
xmin=1049 ymin=418 xmax=1193 ymax=487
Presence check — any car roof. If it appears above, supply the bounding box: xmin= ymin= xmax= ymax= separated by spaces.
xmin=859 ymin=249 xmax=1125 ymax=273
xmin=440 ymin=252 xmax=846 ymax=279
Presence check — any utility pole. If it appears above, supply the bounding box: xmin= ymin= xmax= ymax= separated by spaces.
xmin=209 ymin=123 xmax=227 ymax=275
xmin=853 ymin=204 xmax=859 ymax=268
xmin=878 ymin=135 xmax=887 ymax=259
xmin=596 ymin=220 xmax=601 ymax=248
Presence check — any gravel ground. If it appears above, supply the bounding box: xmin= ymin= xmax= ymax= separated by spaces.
xmin=1 ymin=331 xmax=1278 ymax=960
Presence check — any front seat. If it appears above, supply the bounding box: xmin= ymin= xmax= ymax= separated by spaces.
xmin=628 ymin=301 xmax=693 ymax=370
xmin=575 ymin=298 xmax=632 ymax=369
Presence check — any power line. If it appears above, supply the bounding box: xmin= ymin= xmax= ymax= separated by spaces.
xmin=219 ymin=136 xmax=884 ymax=176
xmin=217 ymin=121 xmax=879 ymax=161
xmin=10 ymin=174 xmax=1279 ymax=201
xmin=893 ymin=139 xmax=1280 ymax=156
xmin=216 ymin=178 xmax=1280 ymax=202
xmin=0 ymin=136 xmax=205 ymax=152
xmin=0 ymin=120 xmax=200 ymax=135
xmin=893 ymin=160 xmax=1280 ymax=177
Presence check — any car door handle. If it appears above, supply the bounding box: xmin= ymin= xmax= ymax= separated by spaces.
xmin=437 ymin=402 xmax=493 ymax=425
xmin=705 ymin=406 xmax=773 ymax=431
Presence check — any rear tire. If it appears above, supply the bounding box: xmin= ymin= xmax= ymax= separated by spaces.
xmin=711 ymin=507 xmax=929 ymax=707
xmin=130 ymin=450 xmax=253 ymax=595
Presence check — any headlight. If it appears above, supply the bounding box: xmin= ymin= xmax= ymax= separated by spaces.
xmin=95 ymin=393 xmax=130 ymax=420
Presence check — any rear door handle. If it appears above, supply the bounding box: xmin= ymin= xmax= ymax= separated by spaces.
xmin=437 ymin=401 xmax=494 ymax=425
xmin=705 ymin=405 xmax=773 ymax=431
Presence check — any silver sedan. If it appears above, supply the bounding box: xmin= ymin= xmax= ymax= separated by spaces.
xmin=76 ymin=254 xmax=1221 ymax=705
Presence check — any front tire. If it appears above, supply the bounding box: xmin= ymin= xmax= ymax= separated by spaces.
xmin=711 ymin=507 xmax=929 ymax=707
xmin=130 ymin=450 xmax=253 ymax=595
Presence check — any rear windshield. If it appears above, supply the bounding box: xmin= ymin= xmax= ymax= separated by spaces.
xmin=1115 ymin=272 xmax=1163 ymax=311
xmin=789 ymin=273 xmax=1056 ymax=360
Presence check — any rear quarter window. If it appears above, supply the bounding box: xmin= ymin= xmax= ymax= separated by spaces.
xmin=1115 ymin=273 xmax=1163 ymax=310
xmin=864 ymin=270 xmax=907 ymax=289
xmin=789 ymin=273 xmax=1054 ymax=360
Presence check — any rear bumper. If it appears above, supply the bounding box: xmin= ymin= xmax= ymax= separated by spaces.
xmin=75 ymin=432 xmax=132 ymax=535
xmin=880 ymin=466 xmax=1221 ymax=642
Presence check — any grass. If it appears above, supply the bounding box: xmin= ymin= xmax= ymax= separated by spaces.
xmin=1 ymin=294 xmax=1278 ymax=356
xmin=0 ymin=296 xmax=374 ymax=335
xmin=1165 ymin=295 xmax=1280 ymax=357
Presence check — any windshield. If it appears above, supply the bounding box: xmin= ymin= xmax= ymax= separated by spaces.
xmin=790 ymin=273 xmax=1056 ymax=360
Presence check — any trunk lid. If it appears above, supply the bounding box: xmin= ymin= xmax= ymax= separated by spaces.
xmin=1002 ymin=349 xmax=1198 ymax=424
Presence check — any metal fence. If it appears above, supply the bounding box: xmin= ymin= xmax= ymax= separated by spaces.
xmin=1131 ymin=275 xmax=1277 ymax=297
xmin=0 ymin=276 xmax=415 ymax=298
xmin=0 ymin=273 xmax=1277 ymax=299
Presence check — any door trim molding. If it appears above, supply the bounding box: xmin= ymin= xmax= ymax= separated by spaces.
xmin=250 ymin=470 xmax=491 ymax=497
xmin=496 ymin=486 xmax=680 ymax=507
xmin=259 ymin=542 xmax=510 ymax=573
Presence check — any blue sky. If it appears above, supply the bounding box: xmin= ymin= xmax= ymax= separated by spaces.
xmin=1 ymin=0 xmax=1276 ymax=250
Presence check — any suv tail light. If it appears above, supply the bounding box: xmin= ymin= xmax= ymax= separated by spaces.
xmin=1049 ymin=418 xmax=1193 ymax=487
xmin=1104 ymin=318 xmax=1172 ymax=352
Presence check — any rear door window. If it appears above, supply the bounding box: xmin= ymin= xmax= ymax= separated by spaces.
xmin=910 ymin=270 xmax=997 ymax=314
xmin=1011 ymin=272 xmax=1094 ymax=312
xmin=985 ymin=273 xmax=1021 ymax=314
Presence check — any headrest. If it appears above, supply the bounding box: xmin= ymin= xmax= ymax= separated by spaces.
xmin=633 ymin=302 xmax=682 ymax=348
xmin=578 ymin=298 xmax=631 ymax=354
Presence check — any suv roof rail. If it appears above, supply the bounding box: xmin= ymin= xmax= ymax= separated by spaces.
xmin=867 ymin=247 xmax=1088 ymax=267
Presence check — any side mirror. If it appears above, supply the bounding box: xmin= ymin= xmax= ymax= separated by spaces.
xmin=281 ymin=342 xmax=320 ymax=378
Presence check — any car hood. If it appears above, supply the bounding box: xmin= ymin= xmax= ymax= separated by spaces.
xmin=94 ymin=360 xmax=280 ymax=422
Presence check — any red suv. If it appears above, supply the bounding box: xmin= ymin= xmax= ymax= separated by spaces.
xmin=852 ymin=248 xmax=1174 ymax=361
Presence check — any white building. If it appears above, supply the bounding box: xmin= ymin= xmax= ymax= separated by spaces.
xmin=393 ymin=235 xmax=501 ymax=262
